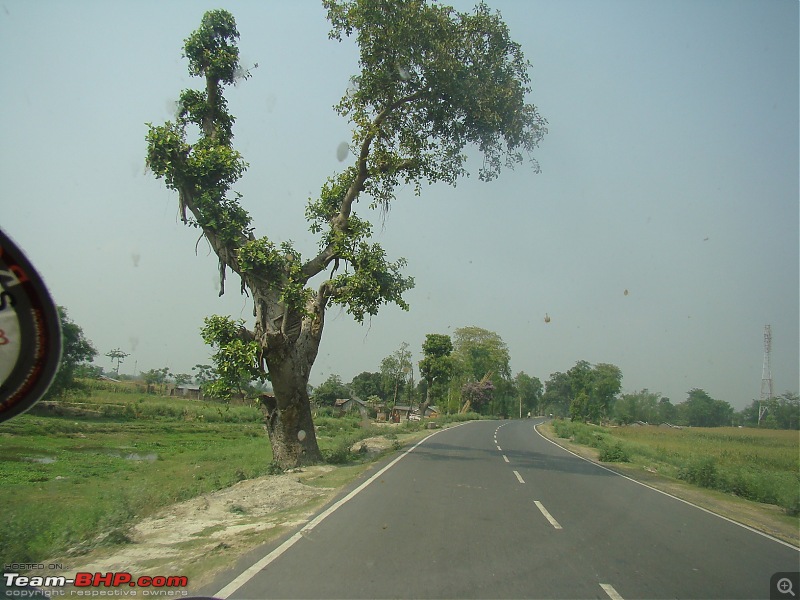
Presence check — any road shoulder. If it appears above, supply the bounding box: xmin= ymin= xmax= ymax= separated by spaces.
xmin=536 ymin=422 xmax=799 ymax=548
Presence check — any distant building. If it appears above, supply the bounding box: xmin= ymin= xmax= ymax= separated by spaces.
xmin=424 ymin=405 xmax=440 ymax=419
xmin=334 ymin=397 xmax=368 ymax=418
xmin=170 ymin=385 xmax=203 ymax=400
xmin=391 ymin=405 xmax=412 ymax=422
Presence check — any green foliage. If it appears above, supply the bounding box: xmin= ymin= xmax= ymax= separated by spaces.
xmin=419 ymin=333 xmax=454 ymax=406
xmin=557 ymin=422 xmax=800 ymax=515
xmin=349 ymin=371 xmax=384 ymax=401
xmin=0 ymin=412 xmax=271 ymax=563
xmin=141 ymin=367 xmax=170 ymax=386
xmin=200 ymin=315 xmax=265 ymax=399
xmin=542 ymin=371 xmax=571 ymax=417
xmin=237 ymin=238 xmax=313 ymax=315
xmin=515 ymin=372 xmax=543 ymax=416
xmin=543 ymin=361 xmax=622 ymax=423
xmin=612 ymin=389 xmax=661 ymax=424
xmin=452 ymin=326 xmax=511 ymax=381
xmin=327 ymin=242 xmax=414 ymax=322
xmin=46 ymin=307 xmax=97 ymax=399
xmin=676 ymin=388 xmax=733 ymax=427
xmin=567 ymin=361 xmax=622 ymax=422
xmin=738 ymin=393 xmax=799 ymax=430
xmin=677 ymin=456 xmax=718 ymax=488
xmin=324 ymin=0 xmax=546 ymax=201
xmin=313 ymin=375 xmax=351 ymax=407
xmin=322 ymin=439 xmax=354 ymax=464
xmin=147 ymin=6 xmax=545 ymax=466
xmin=381 ymin=342 xmax=413 ymax=405
xmin=183 ymin=9 xmax=242 ymax=86
xmin=598 ymin=441 xmax=631 ymax=463
xmin=146 ymin=9 xmax=250 ymax=248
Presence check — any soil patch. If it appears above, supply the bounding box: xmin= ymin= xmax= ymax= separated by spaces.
xmin=42 ymin=427 xmax=433 ymax=594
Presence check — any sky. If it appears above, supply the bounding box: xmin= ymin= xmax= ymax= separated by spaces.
xmin=1 ymin=0 xmax=797 ymax=410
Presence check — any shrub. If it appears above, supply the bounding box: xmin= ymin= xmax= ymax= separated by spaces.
xmin=323 ymin=438 xmax=353 ymax=464
xmin=780 ymin=487 xmax=800 ymax=516
xmin=678 ymin=457 xmax=717 ymax=488
xmin=599 ymin=442 xmax=630 ymax=462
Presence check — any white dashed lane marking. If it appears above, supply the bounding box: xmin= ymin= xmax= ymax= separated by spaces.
xmin=533 ymin=500 xmax=562 ymax=529
xmin=600 ymin=583 xmax=624 ymax=600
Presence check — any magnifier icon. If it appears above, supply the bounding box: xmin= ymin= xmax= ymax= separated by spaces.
xmin=777 ymin=578 xmax=796 ymax=597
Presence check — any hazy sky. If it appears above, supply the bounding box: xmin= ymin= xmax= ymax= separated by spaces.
xmin=1 ymin=0 xmax=797 ymax=409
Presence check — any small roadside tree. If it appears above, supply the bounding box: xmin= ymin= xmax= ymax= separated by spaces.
xmin=146 ymin=3 xmax=545 ymax=467
xmin=515 ymin=371 xmax=543 ymax=417
xmin=419 ymin=333 xmax=454 ymax=417
xmin=45 ymin=307 xmax=97 ymax=399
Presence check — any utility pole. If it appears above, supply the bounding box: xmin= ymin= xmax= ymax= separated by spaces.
xmin=758 ymin=325 xmax=773 ymax=425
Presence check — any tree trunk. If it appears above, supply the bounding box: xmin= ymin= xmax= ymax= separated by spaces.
xmin=257 ymin=304 xmax=325 ymax=468
xmin=260 ymin=390 xmax=322 ymax=468
xmin=418 ymin=382 xmax=432 ymax=421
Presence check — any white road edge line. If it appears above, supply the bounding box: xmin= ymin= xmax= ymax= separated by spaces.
xmin=534 ymin=423 xmax=800 ymax=552
xmin=214 ymin=423 xmax=467 ymax=599
xmin=502 ymin=454 xmax=509 ymax=463
xmin=534 ymin=500 xmax=562 ymax=529
xmin=513 ymin=470 xmax=525 ymax=483
xmin=600 ymin=583 xmax=624 ymax=600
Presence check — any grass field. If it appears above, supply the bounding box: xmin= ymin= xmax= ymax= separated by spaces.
xmin=551 ymin=419 xmax=800 ymax=516
xmin=0 ymin=388 xmax=457 ymax=566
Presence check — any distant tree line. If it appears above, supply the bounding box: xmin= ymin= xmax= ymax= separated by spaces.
xmin=47 ymin=308 xmax=799 ymax=430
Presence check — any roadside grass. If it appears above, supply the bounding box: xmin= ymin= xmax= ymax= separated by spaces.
xmin=0 ymin=389 xmax=471 ymax=566
xmin=551 ymin=419 xmax=800 ymax=517
xmin=0 ymin=414 xmax=272 ymax=564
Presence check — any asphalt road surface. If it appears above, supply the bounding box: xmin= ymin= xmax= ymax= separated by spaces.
xmin=208 ymin=419 xmax=799 ymax=599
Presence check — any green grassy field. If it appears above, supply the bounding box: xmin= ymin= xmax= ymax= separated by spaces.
xmin=551 ymin=419 xmax=800 ymax=516
xmin=0 ymin=388 xmax=448 ymax=565
xmin=0 ymin=415 xmax=272 ymax=564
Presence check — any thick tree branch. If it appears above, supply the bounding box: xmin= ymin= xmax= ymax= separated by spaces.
xmin=335 ymin=90 xmax=423 ymax=226
xmin=301 ymin=91 xmax=424 ymax=282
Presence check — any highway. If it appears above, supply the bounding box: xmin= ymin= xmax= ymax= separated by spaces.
xmin=207 ymin=419 xmax=799 ymax=599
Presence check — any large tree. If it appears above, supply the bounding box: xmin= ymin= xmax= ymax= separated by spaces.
xmin=146 ymin=3 xmax=546 ymax=468
xmin=514 ymin=371 xmax=543 ymax=417
xmin=676 ymin=388 xmax=733 ymax=427
xmin=381 ymin=342 xmax=413 ymax=409
xmin=451 ymin=326 xmax=512 ymax=382
xmin=567 ymin=361 xmax=622 ymax=423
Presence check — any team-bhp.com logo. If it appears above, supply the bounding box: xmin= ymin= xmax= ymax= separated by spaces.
xmin=4 ymin=572 xmax=189 ymax=597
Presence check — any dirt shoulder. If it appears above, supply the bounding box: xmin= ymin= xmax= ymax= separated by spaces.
xmin=44 ymin=427 xmax=435 ymax=594
xmin=536 ymin=422 xmax=800 ymax=548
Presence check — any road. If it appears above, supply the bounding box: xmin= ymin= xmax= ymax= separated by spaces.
xmin=208 ymin=419 xmax=799 ymax=599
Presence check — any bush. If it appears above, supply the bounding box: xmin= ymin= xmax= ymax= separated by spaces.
xmin=780 ymin=487 xmax=800 ymax=516
xmin=323 ymin=438 xmax=353 ymax=465
xmin=599 ymin=442 xmax=630 ymax=462
xmin=678 ymin=457 xmax=718 ymax=488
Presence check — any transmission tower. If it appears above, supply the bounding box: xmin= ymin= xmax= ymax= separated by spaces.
xmin=758 ymin=325 xmax=773 ymax=425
